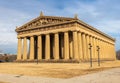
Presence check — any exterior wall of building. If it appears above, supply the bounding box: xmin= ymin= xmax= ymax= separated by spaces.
xmin=16 ymin=21 xmax=116 ymax=62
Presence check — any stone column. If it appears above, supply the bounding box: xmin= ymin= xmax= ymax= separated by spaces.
xmin=99 ymin=39 xmax=103 ymax=60
xmin=89 ymin=36 xmax=93 ymax=56
xmin=38 ymin=35 xmax=42 ymax=60
xmin=107 ymin=43 xmax=110 ymax=59
xmin=60 ymin=34 xmax=64 ymax=59
xmin=112 ymin=44 xmax=116 ymax=60
xmin=92 ymin=37 xmax=95 ymax=59
xmin=69 ymin=33 xmax=73 ymax=59
xmin=96 ymin=38 xmax=98 ymax=54
xmin=64 ymin=32 xmax=69 ymax=60
xmin=102 ymin=41 xmax=105 ymax=59
xmin=111 ymin=43 xmax=113 ymax=60
xmin=29 ymin=36 xmax=34 ymax=60
xmin=23 ymin=37 xmax=27 ymax=60
xmin=54 ymin=33 xmax=59 ymax=60
xmin=107 ymin=42 xmax=109 ymax=59
xmin=101 ymin=40 xmax=105 ymax=60
xmin=109 ymin=43 xmax=112 ymax=59
xmin=94 ymin=38 xmax=97 ymax=59
xmin=82 ymin=33 xmax=86 ymax=60
xmin=73 ymin=31 xmax=79 ymax=60
xmin=78 ymin=32 xmax=83 ymax=61
xmin=110 ymin=44 xmax=112 ymax=59
xmin=105 ymin=42 xmax=107 ymax=59
xmin=86 ymin=35 xmax=90 ymax=61
xmin=45 ymin=34 xmax=50 ymax=60
xmin=103 ymin=42 xmax=106 ymax=59
xmin=17 ymin=38 xmax=22 ymax=60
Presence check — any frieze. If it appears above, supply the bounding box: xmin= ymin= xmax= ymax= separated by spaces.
xmin=18 ymin=22 xmax=76 ymax=35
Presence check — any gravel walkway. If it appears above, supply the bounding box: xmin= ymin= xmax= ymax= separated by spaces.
xmin=0 ymin=68 xmax=120 ymax=83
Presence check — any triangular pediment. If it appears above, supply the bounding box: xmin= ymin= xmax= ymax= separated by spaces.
xmin=16 ymin=15 xmax=76 ymax=32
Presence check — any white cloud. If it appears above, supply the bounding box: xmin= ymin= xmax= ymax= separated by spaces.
xmin=0 ymin=7 xmax=32 ymax=43
xmin=61 ymin=0 xmax=120 ymax=50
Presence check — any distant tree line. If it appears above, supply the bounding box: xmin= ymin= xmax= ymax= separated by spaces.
xmin=0 ymin=54 xmax=17 ymax=62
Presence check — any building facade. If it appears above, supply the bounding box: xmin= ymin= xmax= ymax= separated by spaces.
xmin=15 ymin=12 xmax=116 ymax=62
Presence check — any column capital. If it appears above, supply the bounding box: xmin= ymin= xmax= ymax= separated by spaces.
xmin=77 ymin=31 xmax=82 ymax=33
xmin=54 ymin=32 xmax=59 ymax=34
xmin=85 ymin=33 xmax=89 ymax=36
xmin=17 ymin=37 xmax=21 ymax=39
xmin=92 ymin=36 xmax=96 ymax=38
xmin=45 ymin=33 xmax=50 ymax=35
xmin=72 ymin=30 xmax=78 ymax=32
xmin=24 ymin=36 xmax=28 ymax=38
xmin=29 ymin=35 xmax=34 ymax=37
xmin=81 ymin=32 xmax=86 ymax=35
xmin=78 ymin=30 xmax=83 ymax=33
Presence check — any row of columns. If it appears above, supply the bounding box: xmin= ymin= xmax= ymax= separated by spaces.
xmin=17 ymin=31 xmax=116 ymax=61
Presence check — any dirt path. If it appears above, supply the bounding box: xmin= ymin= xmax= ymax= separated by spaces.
xmin=0 ymin=68 xmax=120 ymax=83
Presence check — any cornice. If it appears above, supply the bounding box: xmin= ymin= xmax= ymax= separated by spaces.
xmin=16 ymin=20 xmax=76 ymax=32
xmin=15 ymin=15 xmax=115 ymax=42
xmin=75 ymin=20 xmax=115 ymax=41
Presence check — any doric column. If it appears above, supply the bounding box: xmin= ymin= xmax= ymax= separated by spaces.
xmin=94 ymin=38 xmax=97 ymax=59
xmin=107 ymin=42 xmax=109 ymax=59
xmin=104 ymin=42 xmax=106 ymax=59
xmin=69 ymin=33 xmax=73 ymax=59
xmin=60 ymin=34 xmax=64 ymax=59
xmin=109 ymin=43 xmax=111 ymax=58
xmin=82 ymin=33 xmax=86 ymax=60
xmin=45 ymin=34 xmax=50 ymax=60
xmin=64 ymin=32 xmax=69 ymax=59
xmin=38 ymin=35 xmax=42 ymax=60
xmin=78 ymin=32 xmax=83 ymax=60
xmin=108 ymin=42 xmax=112 ymax=58
xmin=23 ymin=37 xmax=27 ymax=60
xmin=96 ymin=38 xmax=98 ymax=55
xmin=98 ymin=39 xmax=101 ymax=59
xmin=113 ymin=44 xmax=116 ymax=60
xmin=104 ymin=42 xmax=107 ymax=59
xmin=17 ymin=38 xmax=22 ymax=60
xmin=102 ymin=41 xmax=105 ymax=59
xmin=92 ymin=37 xmax=95 ymax=59
xmin=73 ymin=31 xmax=79 ymax=60
xmin=89 ymin=36 xmax=92 ymax=55
xmin=110 ymin=44 xmax=112 ymax=59
xmin=86 ymin=35 xmax=90 ymax=61
xmin=110 ymin=43 xmax=113 ymax=59
xmin=29 ymin=36 xmax=34 ymax=60
xmin=101 ymin=40 xmax=105 ymax=60
xmin=54 ymin=33 xmax=59 ymax=60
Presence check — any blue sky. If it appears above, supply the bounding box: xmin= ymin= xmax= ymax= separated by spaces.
xmin=0 ymin=0 xmax=120 ymax=54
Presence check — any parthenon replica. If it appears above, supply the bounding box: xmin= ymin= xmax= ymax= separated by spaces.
xmin=15 ymin=12 xmax=116 ymax=62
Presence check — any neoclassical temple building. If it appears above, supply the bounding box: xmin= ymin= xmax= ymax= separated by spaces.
xmin=15 ymin=12 xmax=116 ymax=62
